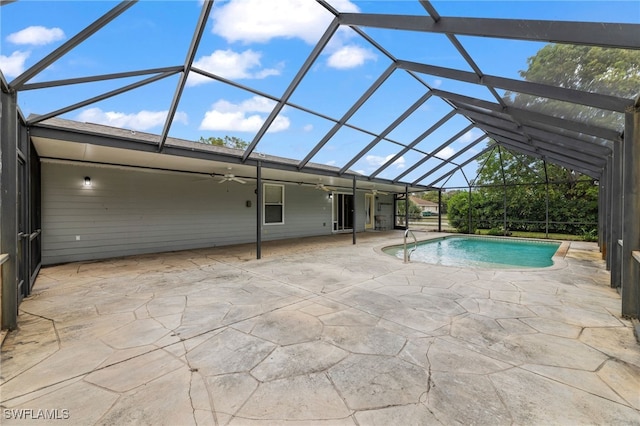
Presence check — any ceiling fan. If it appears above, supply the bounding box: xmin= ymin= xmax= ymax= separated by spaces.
xmin=219 ymin=173 xmax=246 ymax=184
xmin=370 ymin=188 xmax=389 ymax=195
xmin=315 ymin=183 xmax=336 ymax=192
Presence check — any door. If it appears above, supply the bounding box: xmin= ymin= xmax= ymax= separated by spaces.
xmin=332 ymin=193 xmax=354 ymax=232
xmin=365 ymin=193 xmax=374 ymax=229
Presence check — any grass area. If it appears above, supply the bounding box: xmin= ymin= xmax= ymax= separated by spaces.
xmin=475 ymin=229 xmax=588 ymax=241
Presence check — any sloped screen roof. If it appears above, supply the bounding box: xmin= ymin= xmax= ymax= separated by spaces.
xmin=1 ymin=0 xmax=638 ymax=190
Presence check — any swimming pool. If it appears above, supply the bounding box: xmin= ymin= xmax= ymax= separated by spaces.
xmin=384 ymin=235 xmax=561 ymax=269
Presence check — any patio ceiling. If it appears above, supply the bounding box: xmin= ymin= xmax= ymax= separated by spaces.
xmin=1 ymin=0 xmax=638 ymax=189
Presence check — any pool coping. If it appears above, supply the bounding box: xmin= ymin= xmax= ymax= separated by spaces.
xmin=376 ymin=232 xmax=570 ymax=271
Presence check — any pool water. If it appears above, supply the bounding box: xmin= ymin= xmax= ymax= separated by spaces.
xmin=384 ymin=236 xmax=561 ymax=268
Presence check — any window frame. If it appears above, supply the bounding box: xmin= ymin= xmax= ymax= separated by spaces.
xmin=263 ymin=183 xmax=285 ymax=225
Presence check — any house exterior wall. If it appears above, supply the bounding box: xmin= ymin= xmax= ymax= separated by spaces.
xmin=41 ymin=162 xmax=344 ymax=265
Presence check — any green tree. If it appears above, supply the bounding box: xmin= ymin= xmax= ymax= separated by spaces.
xmin=505 ymin=44 xmax=640 ymax=129
xmin=447 ymin=191 xmax=484 ymax=233
xmin=470 ymin=142 xmax=598 ymax=235
xmin=199 ymin=136 xmax=249 ymax=149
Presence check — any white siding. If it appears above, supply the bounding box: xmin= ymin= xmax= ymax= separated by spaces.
xmin=41 ymin=162 xmax=334 ymax=265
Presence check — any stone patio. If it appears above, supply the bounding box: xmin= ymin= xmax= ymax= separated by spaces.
xmin=1 ymin=231 xmax=639 ymax=425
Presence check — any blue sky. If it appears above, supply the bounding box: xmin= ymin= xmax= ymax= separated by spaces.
xmin=1 ymin=0 xmax=638 ymax=188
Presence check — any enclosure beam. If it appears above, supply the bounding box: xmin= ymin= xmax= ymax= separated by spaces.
xmin=393 ymin=124 xmax=476 ymax=183
xmin=20 ymin=66 xmax=183 ymax=91
xmin=158 ymin=0 xmax=213 ymax=152
xmin=242 ymin=19 xmax=340 ymax=162
xmin=0 ymin=90 xmax=18 ymax=329
xmin=340 ymin=92 xmax=433 ymax=175
xmin=398 ymin=60 xmax=631 ymax=113
xmin=370 ymin=110 xmax=457 ymax=179
xmin=299 ymin=64 xmax=396 ymax=169
xmin=339 ymin=13 xmax=640 ymax=50
xmin=10 ymin=1 xmax=137 ymax=89
xmin=436 ymin=89 xmax=621 ymax=143
xmin=621 ymin=97 xmax=640 ymax=318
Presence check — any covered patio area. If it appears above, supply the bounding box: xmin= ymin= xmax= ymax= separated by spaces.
xmin=1 ymin=231 xmax=638 ymax=425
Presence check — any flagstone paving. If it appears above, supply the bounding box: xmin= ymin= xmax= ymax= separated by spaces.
xmin=1 ymin=232 xmax=639 ymax=425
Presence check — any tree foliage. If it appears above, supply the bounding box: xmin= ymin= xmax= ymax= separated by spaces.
xmin=505 ymin=44 xmax=640 ymax=128
xmin=199 ymin=136 xmax=249 ymax=149
xmin=447 ymin=143 xmax=598 ymax=237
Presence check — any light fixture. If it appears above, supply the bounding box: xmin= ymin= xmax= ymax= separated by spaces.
xmin=328 ymin=193 xmax=333 ymax=200
xmin=84 ymin=176 xmax=92 ymax=187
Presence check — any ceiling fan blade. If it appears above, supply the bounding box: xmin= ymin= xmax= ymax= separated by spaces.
xmin=232 ymin=177 xmax=246 ymax=184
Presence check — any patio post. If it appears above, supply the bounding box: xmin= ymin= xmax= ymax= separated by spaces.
xmin=405 ymin=185 xmax=409 ymax=230
xmin=256 ymin=161 xmax=262 ymax=259
xmin=1 ymin=90 xmax=19 ymax=329
xmin=621 ymin=96 xmax=640 ymax=318
xmin=610 ymin=141 xmax=623 ymax=288
xmin=543 ymin=160 xmax=550 ymax=239
xmin=598 ymin=169 xmax=606 ymax=260
xmin=438 ymin=189 xmax=442 ymax=232
xmin=352 ymin=175 xmax=356 ymax=245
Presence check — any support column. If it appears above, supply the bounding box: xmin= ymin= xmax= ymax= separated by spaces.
xmin=610 ymin=142 xmax=623 ymax=289
xmin=498 ymin=147 xmax=507 ymax=235
xmin=405 ymin=185 xmax=409 ymax=231
xmin=1 ymin=90 xmax=18 ymax=330
xmin=621 ymin=97 xmax=640 ymax=318
xmin=438 ymin=189 xmax=442 ymax=232
xmin=352 ymin=176 xmax=356 ymax=245
xmin=256 ymin=161 xmax=262 ymax=260
xmin=604 ymin=161 xmax=612 ymax=267
xmin=543 ymin=160 xmax=550 ymax=239
xmin=599 ymin=170 xmax=607 ymax=262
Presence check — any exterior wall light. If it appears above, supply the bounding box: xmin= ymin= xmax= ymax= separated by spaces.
xmin=328 ymin=193 xmax=333 ymax=200
xmin=84 ymin=176 xmax=92 ymax=187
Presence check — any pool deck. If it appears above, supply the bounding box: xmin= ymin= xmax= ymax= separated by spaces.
xmin=1 ymin=231 xmax=639 ymax=425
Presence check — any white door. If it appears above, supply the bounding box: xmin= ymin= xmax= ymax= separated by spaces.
xmin=365 ymin=193 xmax=374 ymax=229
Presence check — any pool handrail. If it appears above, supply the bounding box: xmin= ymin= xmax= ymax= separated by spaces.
xmin=404 ymin=229 xmax=417 ymax=263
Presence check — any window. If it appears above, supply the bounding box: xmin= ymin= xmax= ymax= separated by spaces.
xmin=264 ymin=184 xmax=284 ymax=225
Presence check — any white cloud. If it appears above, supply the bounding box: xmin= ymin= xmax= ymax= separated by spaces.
xmin=77 ymin=107 xmax=188 ymax=131
xmin=0 ymin=51 xmax=30 ymax=78
xmin=459 ymin=128 xmax=483 ymax=143
xmin=432 ymin=79 xmax=443 ymax=88
xmin=325 ymin=160 xmax=336 ymax=166
xmin=200 ymin=96 xmax=290 ymax=133
xmin=211 ymin=0 xmax=358 ymax=44
xmin=188 ymin=49 xmax=281 ymax=86
xmin=436 ymin=146 xmax=456 ymax=159
xmin=303 ymin=124 xmax=313 ymax=132
xmin=7 ymin=26 xmax=65 ymax=45
xmin=327 ymin=45 xmax=376 ymax=69
xmin=365 ymin=154 xmax=405 ymax=170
